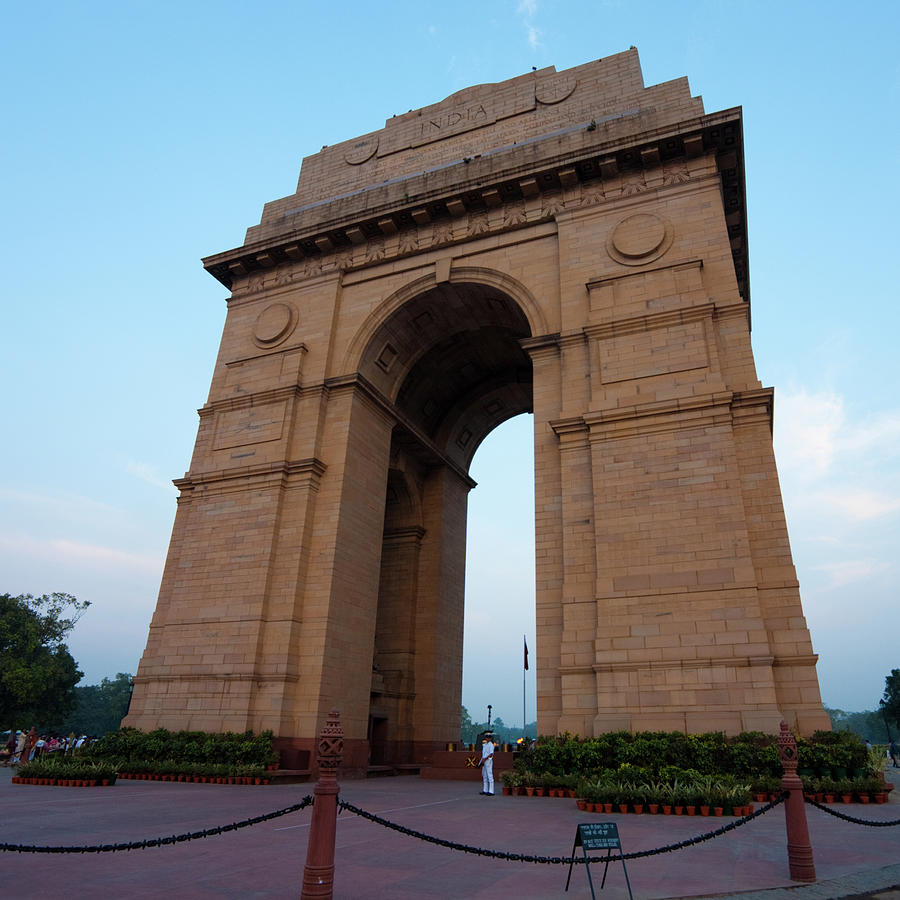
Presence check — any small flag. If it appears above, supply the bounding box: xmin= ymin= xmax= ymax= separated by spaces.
xmin=524 ymin=636 xmax=529 ymax=671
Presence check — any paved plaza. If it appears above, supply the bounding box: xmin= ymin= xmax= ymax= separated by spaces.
xmin=1 ymin=766 xmax=898 ymax=898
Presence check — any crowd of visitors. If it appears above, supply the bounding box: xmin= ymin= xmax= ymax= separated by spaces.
xmin=1 ymin=729 xmax=90 ymax=766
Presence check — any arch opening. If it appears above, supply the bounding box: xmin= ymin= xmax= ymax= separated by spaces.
xmin=363 ymin=281 xmax=536 ymax=765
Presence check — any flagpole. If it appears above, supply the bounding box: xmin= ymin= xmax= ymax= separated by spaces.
xmin=523 ymin=634 xmax=527 ymax=743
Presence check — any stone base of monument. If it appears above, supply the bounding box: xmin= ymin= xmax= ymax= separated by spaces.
xmin=419 ymin=750 xmax=515 ymax=781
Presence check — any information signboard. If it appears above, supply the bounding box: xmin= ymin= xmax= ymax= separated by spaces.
xmin=565 ymin=822 xmax=632 ymax=899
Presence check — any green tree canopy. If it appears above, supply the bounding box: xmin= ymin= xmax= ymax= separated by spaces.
xmin=881 ymin=669 xmax=900 ymax=731
xmin=826 ymin=707 xmax=890 ymax=743
xmin=0 ymin=592 xmax=89 ymax=731
xmin=54 ymin=672 xmax=134 ymax=736
xmin=460 ymin=705 xmax=536 ymax=744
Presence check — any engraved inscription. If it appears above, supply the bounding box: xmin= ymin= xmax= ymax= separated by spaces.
xmin=421 ymin=104 xmax=487 ymax=138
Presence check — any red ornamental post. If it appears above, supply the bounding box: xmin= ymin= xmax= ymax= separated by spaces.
xmin=301 ymin=709 xmax=344 ymax=899
xmin=778 ymin=720 xmax=816 ymax=883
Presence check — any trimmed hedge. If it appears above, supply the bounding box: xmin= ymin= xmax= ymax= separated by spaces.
xmin=515 ymin=729 xmax=866 ymax=780
xmin=85 ymin=727 xmax=279 ymax=769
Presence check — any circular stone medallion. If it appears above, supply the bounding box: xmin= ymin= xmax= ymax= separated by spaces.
xmin=608 ymin=213 xmax=672 ymax=265
xmin=253 ymin=302 xmax=297 ymax=347
xmin=344 ymin=135 xmax=378 ymax=166
xmin=535 ymin=74 xmax=577 ymax=105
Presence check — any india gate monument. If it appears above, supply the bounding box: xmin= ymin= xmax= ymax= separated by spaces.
xmin=125 ymin=49 xmax=830 ymax=770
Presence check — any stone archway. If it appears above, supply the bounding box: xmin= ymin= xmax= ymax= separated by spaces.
xmin=125 ymin=49 xmax=830 ymax=772
xmin=359 ymin=280 xmax=534 ymax=765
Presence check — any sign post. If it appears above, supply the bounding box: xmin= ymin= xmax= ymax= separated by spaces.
xmin=565 ymin=822 xmax=632 ymax=900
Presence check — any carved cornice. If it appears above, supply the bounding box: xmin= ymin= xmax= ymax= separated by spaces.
xmin=583 ymin=298 xmax=715 ymax=341
xmin=586 ymin=257 xmax=702 ymax=292
xmin=382 ymin=525 xmax=427 ymax=543
xmin=203 ymin=111 xmax=748 ymax=305
xmin=174 ymin=457 xmax=327 ymax=494
xmin=559 ymin=655 xmax=777 ymax=676
xmin=549 ymin=389 xmax=774 ymax=443
xmin=519 ymin=332 xmax=561 ymax=359
xmin=732 ymin=387 xmax=775 ymax=434
xmin=197 ymin=383 xmax=308 ymax=418
xmin=772 ymin=654 xmax=820 ymax=667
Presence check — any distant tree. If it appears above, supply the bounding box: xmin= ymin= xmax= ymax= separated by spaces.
xmin=881 ymin=669 xmax=900 ymax=730
xmin=826 ymin=706 xmax=885 ymax=743
xmin=460 ymin=705 xmax=536 ymax=745
xmin=460 ymin=705 xmax=476 ymax=743
xmin=0 ymin=593 xmax=89 ymax=731
xmin=55 ymin=672 xmax=134 ymax=736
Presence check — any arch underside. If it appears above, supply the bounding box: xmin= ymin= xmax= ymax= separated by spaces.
xmin=364 ymin=281 xmax=534 ymax=764
xmin=359 ymin=280 xmax=534 ymax=469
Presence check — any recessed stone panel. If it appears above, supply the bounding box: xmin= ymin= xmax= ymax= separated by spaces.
xmin=212 ymin=401 xmax=286 ymax=451
xmin=599 ymin=321 xmax=709 ymax=384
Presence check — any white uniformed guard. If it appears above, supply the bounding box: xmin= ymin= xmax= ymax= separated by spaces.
xmin=479 ymin=733 xmax=496 ymax=795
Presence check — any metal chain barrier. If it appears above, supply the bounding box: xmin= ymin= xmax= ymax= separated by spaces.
xmin=336 ymin=795 xmax=785 ymax=865
xmin=804 ymin=798 xmax=900 ymax=828
xmin=0 ymin=795 xmax=313 ymax=854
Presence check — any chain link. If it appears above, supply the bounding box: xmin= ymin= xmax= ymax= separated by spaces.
xmin=804 ymin=797 xmax=900 ymax=827
xmin=0 ymin=796 xmax=313 ymax=854
xmin=336 ymin=795 xmax=785 ymax=864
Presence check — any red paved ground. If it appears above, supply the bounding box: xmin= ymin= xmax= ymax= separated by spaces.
xmin=1 ymin=766 xmax=898 ymax=898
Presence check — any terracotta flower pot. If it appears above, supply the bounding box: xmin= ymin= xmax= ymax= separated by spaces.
xmin=534 ymin=787 xmax=545 ymax=797
xmin=502 ymin=786 xmax=512 ymax=795
xmin=700 ymin=805 xmax=710 ymax=816
xmin=713 ymin=807 xmax=723 ymax=817
xmin=648 ymin=804 xmax=659 ymax=815
xmin=632 ymin=804 xmax=643 ymax=815
xmin=524 ymin=787 xmax=534 ymax=797
xmin=825 ymin=794 xmax=835 ymax=803
xmin=662 ymin=805 xmax=672 ymax=815
xmin=859 ymin=794 xmax=870 ymax=804
xmin=603 ymin=803 xmax=613 ymax=814
xmin=686 ymin=806 xmax=696 ymax=816
xmin=617 ymin=803 xmax=628 ymax=815
xmin=576 ymin=799 xmax=586 ymax=810
xmin=674 ymin=806 xmax=683 ymax=815
xmin=841 ymin=794 xmax=852 ymax=804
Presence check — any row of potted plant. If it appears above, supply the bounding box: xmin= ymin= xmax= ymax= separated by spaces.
xmin=500 ymin=771 xmax=580 ymax=797
xmin=500 ymin=769 xmax=756 ymax=815
xmin=117 ymin=772 xmax=270 ymax=785
xmin=117 ymin=760 xmax=270 ymax=784
xmin=579 ymin=774 xmax=752 ymax=816
xmin=748 ymin=773 xmax=891 ymax=804
xmin=801 ymin=775 xmax=889 ymax=804
xmin=13 ymin=758 xmax=117 ymax=787
xmin=111 ymin=759 xmax=268 ymax=781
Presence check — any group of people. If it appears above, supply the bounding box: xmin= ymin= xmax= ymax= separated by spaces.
xmin=1 ymin=728 xmax=89 ymax=766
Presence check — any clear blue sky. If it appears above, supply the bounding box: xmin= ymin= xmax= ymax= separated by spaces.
xmin=2 ymin=1 xmax=898 ymax=728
